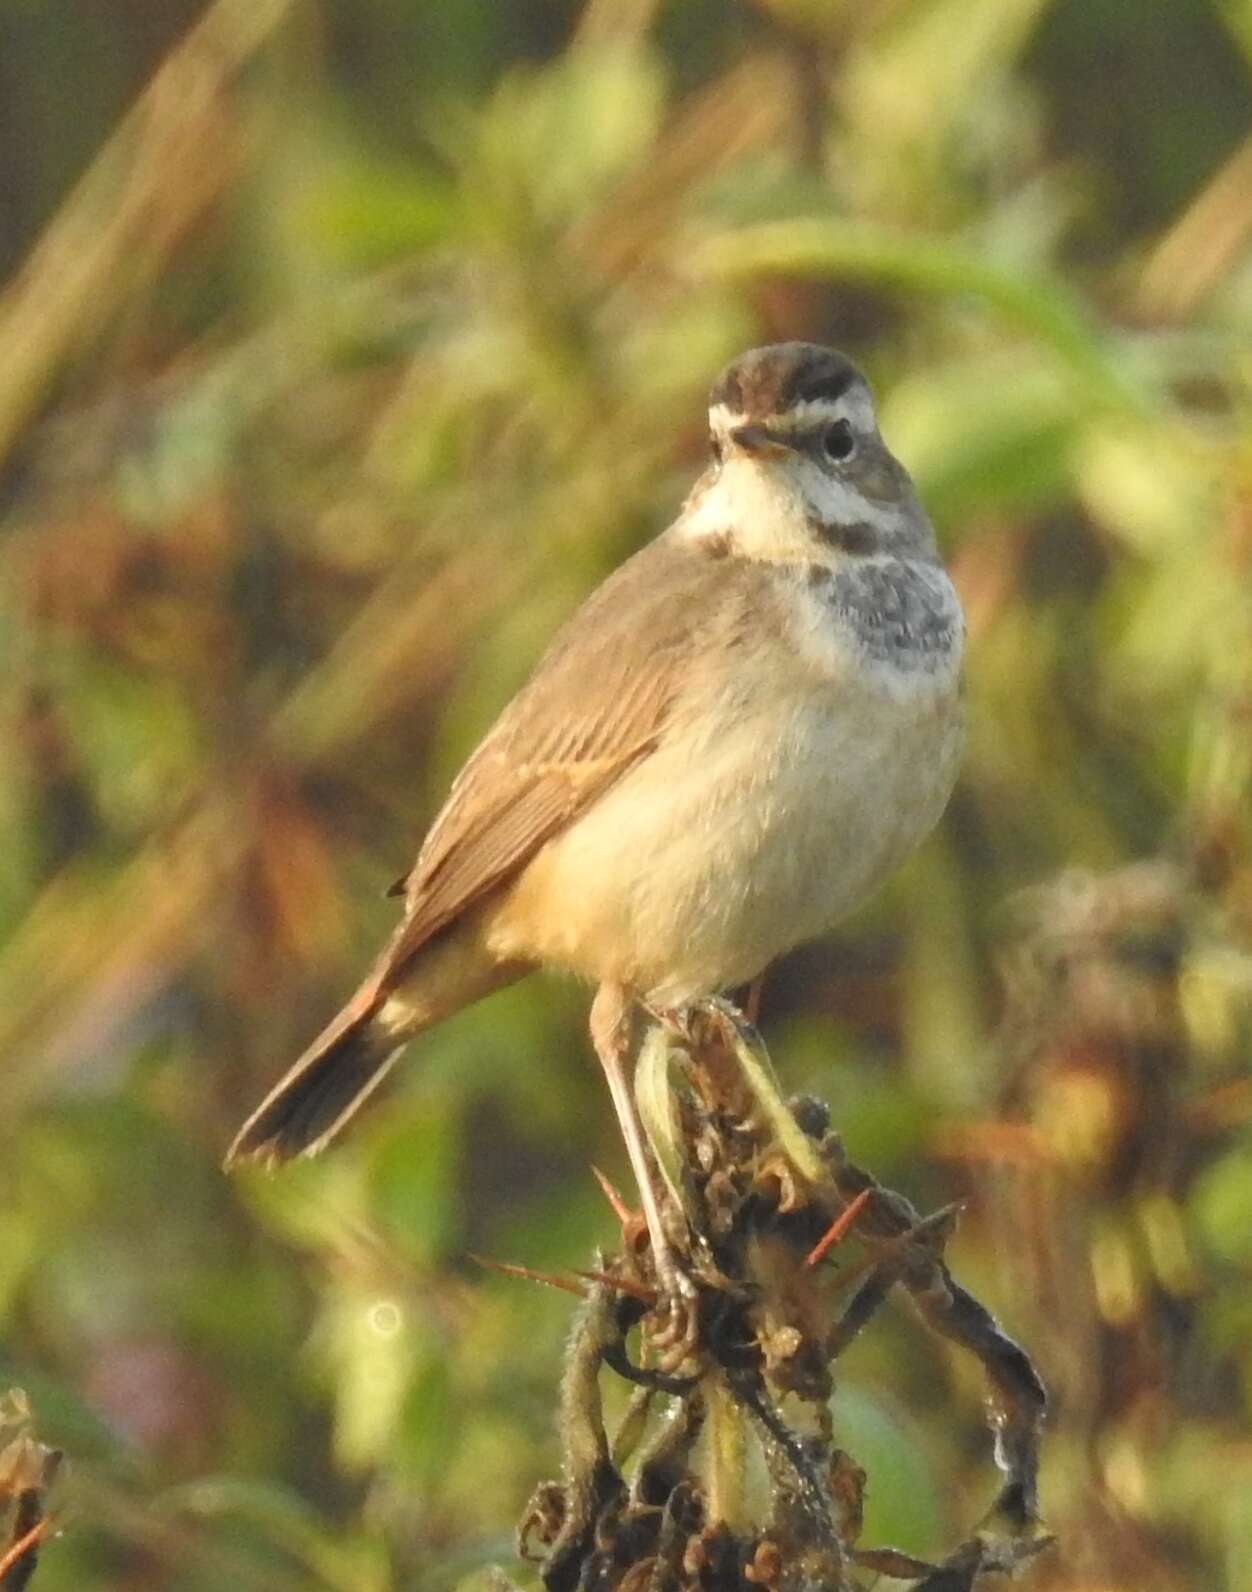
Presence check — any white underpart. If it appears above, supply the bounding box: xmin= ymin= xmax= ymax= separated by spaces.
xmin=490 ymin=435 xmax=965 ymax=1003
xmin=481 ymin=383 xmax=965 ymax=1005
xmin=491 ymin=594 xmax=964 ymax=1004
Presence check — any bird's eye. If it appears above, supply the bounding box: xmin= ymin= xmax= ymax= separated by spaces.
xmin=822 ymin=419 xmax=855 ymax=462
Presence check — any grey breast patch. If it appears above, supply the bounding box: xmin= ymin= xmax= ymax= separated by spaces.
xmin=828 ymin=559 xmax=959 ymax=672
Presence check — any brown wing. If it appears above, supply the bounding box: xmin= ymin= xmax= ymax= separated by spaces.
xmin=366 ymin=536 xmax=738 ymax=994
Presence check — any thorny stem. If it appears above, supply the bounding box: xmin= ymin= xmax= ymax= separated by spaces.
xmin=516 ymin=1003 xmax=1054 ymax=1591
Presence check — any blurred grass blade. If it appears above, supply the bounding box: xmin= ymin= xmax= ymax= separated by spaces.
xmin=692 ymin=219 xmax=1152 ymax=414
xmin=0 ymin=0 xmax=295 ymax=475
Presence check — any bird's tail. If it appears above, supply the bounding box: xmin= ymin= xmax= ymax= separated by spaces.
xmin=224 ymin=994 xmax=403 ymax=1167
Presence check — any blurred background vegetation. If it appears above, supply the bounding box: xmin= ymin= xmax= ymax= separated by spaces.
xmin=0 ymin=0 xmax=1250 ymax=1586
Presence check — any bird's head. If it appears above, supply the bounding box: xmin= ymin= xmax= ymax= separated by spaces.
xmin=685 ymin=342 xmax=936 ymax=565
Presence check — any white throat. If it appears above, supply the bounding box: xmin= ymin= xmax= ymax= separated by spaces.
xmin=675 ymin=457 xmax=808 ymax=561
xmin=676 ymin=455 xmax=895 ymax=565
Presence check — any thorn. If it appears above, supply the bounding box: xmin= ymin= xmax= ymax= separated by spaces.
xmin=0 ymin=1517 xmax=52 ymax=1579
xmin=805 ymin=1188 xmax=872 ymax=1268
xmin=468 ymin=1254 xmax=587 ymax=1298
xmin=572 ymin=1268 xmax=657 ymax=1304
xmin=911 ymin=1200 xmax=965 ymax=1242
xmin=591 ymin=1164 xmax=636 ymax=1225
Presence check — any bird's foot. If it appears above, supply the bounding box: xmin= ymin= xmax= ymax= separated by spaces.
xmin=648 ymin=1256 xmax=701 ymax=1370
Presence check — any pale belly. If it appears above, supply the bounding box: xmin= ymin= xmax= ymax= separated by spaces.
xmin=488 ymin=671 xmax=964 ymax=1004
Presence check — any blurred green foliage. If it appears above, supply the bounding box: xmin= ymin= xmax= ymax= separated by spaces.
xmin=0 ymin=0 xmax=1249 ymax=1587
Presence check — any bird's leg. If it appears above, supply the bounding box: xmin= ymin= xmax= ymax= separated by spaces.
xmin=589 ymin=983 xmax=695 ymax=1306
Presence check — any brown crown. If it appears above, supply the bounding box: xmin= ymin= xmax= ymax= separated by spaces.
xmin=709 ymin=343 xmax=863 ymax=421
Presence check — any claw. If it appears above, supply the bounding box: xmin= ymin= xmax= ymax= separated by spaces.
xmin=647 ymin=1280 xmax=702 ymax=1371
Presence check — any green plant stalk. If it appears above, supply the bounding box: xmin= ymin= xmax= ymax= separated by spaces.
xmin=703 ymin=1372 xmax=748 ymax=1533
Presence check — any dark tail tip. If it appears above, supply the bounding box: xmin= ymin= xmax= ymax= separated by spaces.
xmin=225 ymin=1006 xmax=401 ymax=1169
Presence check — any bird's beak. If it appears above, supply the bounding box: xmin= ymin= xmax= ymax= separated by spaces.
xmin=730 ymin=424 xmax=794 ymax=459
